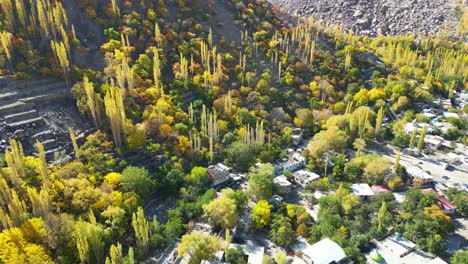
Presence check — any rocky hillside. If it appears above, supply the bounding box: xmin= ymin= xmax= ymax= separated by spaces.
xmin=269 ymin=0 xmax=462 ymax=36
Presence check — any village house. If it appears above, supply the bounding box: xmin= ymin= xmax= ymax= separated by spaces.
xmin=207 ymin=163 xmax=231 ymax=186
xmin=273 ymin=175 xmax=293 ymax=194
xmin=351 ymin=183 xmax=375 ymax=201
xmin=293 ymin=170 xmax=320 ymax=188
xmin=299 ymin=238 xmax=348 ymax=264
xmin=406 ymin=166 xmax=433 ymax=185
xmin=366 ymin=233 xmax=447 ymax=264
xmin=291 ymin=127 xmax=304 ymax=145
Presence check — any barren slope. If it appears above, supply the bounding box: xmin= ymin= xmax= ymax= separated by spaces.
xmin=269 ymin=0 xmax=462 ymax=36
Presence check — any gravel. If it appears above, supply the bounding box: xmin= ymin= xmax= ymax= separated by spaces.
xmin=268 ymin=0 xmax=462 ymax=36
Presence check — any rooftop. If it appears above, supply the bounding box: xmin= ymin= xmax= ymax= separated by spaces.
xmin=406 ymin=166 xmax=433 ymax=180
xmin=371 ymin=185 xmax=391 ymax=193
xmin=351 ymin=183 xmax=375 ymax=196
xmin=367 ymin=233 xmax=446 ymax=264
xmin=273 ymin=175 xmax=292 ymax=187
xmin=302 ymin=238 xmax=346 ymax=264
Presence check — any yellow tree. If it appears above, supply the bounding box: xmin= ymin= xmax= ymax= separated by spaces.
xmin=51 ymin=40 xmax=70 ymax=83
xmin=0 ymin=31 xmax=13 ymax=69
xmin=35 ymin=140 xmax=49 ymax=189
xmin=0 ymin=0 xmax=14 ymax=30
xmin=132 ymin=207 xmax=149 ymax=254
xmin=69 ymin=127 xmax=80 ymax=160
xmin=83 ymin=76 xmax=101 ymax=128
xmin=104 ymin=87 xmax=127 ymax=147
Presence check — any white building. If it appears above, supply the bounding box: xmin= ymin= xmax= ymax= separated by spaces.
xmin=293 ymin=170 xmax=320 ymax=187
xmin=292 ymin=128 xmax=304 ymax=145
xmin=406 ymin=166 xmax=433 ymax=184
xmin=273 ymin=175 xmax=292 ymax=193
xmin=351 ymin=183 xmax=375 ymax=200
xmin=302 ymin=238 xmax=347 ymax=264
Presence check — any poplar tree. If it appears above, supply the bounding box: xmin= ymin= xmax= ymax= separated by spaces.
xmin=409 ymin=129 xmax=418 ymax=148
xmin=0 ymin=31 xmax=14 ymax=68
xmin=417 ymin=125 xmax=427 ymax=153
xmin=27 ymin=187 xmax=50 ymax=219
xmin=394 ymin=148 xmax=401 ymax=172
xmin=154 ymin=22 xmax=162 ymax=47
xmin=69 ymin=127 xmax=80 ymax=161
xmin=107 ymin=243 xmax=123 ymax=264
xmin=111 ymin=0 xmax=120 ymax=17
xmin=377 ymin=201 xmax=387 ymax=233
xmin=104 ymin=87 xmax=127 ymax=147
xmin=132 ymin=207 xmax=149 ymax=254
xmin=83 ymin=76 xmax=100 ymax=128
xmin=5 ymin=139 xmax=25 ymax=187
xmin=36 ymin=140 xmax=49 ymax=189
xmin=51 ymin=40 xmax=70 ymax=84
xmin=0 ymin=0 xmax=14 ymax=30
xmin=15 ymin=0 xmax=27 ymax=28
xmin=375 ymin=106 xmax=384 ymax=137
xmin=153 ymin=49 xmax=163 ymax=96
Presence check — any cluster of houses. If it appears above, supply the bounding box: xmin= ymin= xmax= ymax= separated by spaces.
xmin=159 ymin=123 xmax=463 ymax=264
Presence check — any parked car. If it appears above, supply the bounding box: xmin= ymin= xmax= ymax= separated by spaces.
xmin=442 ymin=175 xmax=450 ymax=180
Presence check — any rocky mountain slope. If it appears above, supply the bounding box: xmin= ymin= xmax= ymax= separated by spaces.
xmin=269 ymin=0 xmax=462 ymax=36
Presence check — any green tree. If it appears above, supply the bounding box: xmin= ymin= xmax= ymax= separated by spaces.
xmin=247 ymin=163 xmax=275 ymax=201
xmin=177 ymin=231 xmax=221 ymax=264
xmin=417 ymin=125 xmax=427 ymax=153
xmin=226 ymin=248 xmax=247 ymax=264
xmin=120 ymin=166 xmax=154 ymax=198
xmin=451 ymin=250 xmax=468 ymax=264
xmin=269 ymin=214 xmax=295 ymax=247
xmin=377 ymin=201 xmax=388 ymax=233
xmin=132 ymin=207 xmax=149 ymax=255
xmin=224 ymin=142 xmax=256 ymax=172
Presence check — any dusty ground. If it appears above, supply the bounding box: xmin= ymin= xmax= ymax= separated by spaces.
xmin=268 ymin=0 xmax=462 ymax=36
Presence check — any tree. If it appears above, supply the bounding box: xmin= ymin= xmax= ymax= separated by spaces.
xmin=294 ymin=108 xmax=314 ymax=131
xmin=203 ymin=195 xmax=238 ymax=229
xmin=226 ymin=248 xmax=247 ymax=264
xmin=0 ymin=218 xmax=53 ymax=263
xmin=177 ymin=231 xmax=221 ymax=264
xmin=120 ymin=166 xmax=154 ymax=198
xmin=377 ymin=201 xmax=388 ymax=233
xmin=269 ymin=214 xmax=295 ymax=247
xmin=104 ymin=87 xmax=127 ymax=147
xmin=251 ymin=200 xmax=272 ymax=229
xmin=353 ymin=138 xmax=366 ymax=156
xmin=417 ymin=125 xmax=427 ymax=153
xmin=74 ymin=213 xmax=108 ymax=264
xmin=375 ymin=106 xmax=384 ymax=137
xmin=0 ymin=31 xmax=13 ymax=68
xmin=363 ymin=157 xmax=391 ymax=184
xmin=451 ymin=250 xmax=468 ymax=264
xmin=106 ymin=243 xmax=123 ymax=264
xmin=69 ymin=127 xmax=80 ymax=160
xmin=247 ymin=163 xmax=275 ymax=202
xmin=224 ymin=142 xmax=256 ymax=172
xmin=307 ymin=126 xmax=347 ymax=158
xmin=132 ymin=207 xmax=149 ymax=255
